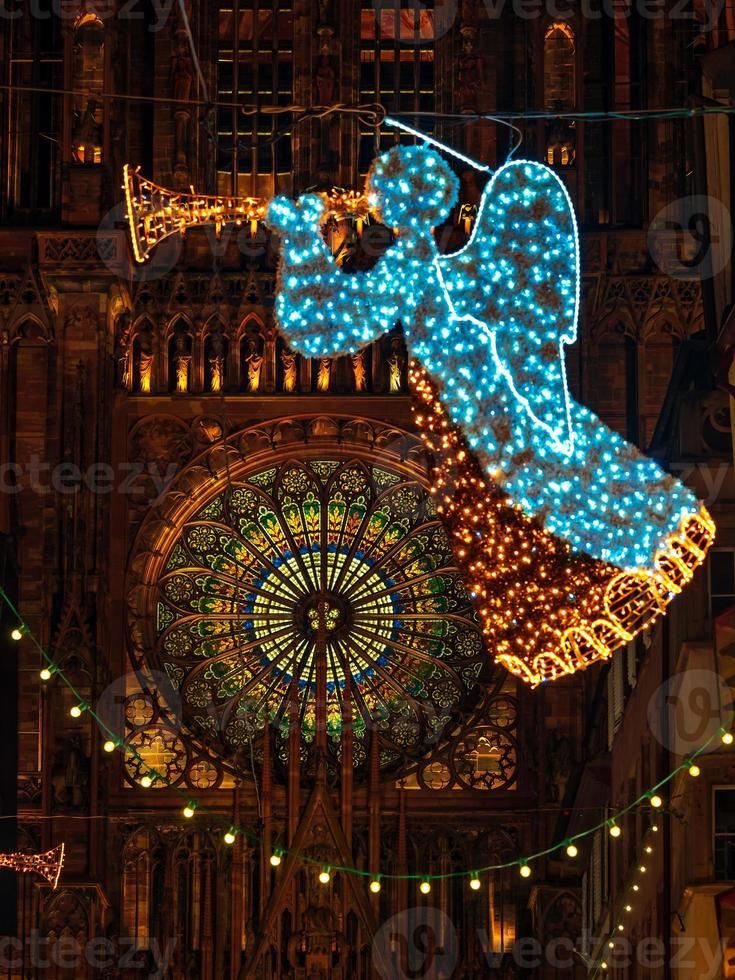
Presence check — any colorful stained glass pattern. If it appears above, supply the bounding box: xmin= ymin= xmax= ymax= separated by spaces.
xmin=153 ymin=458 xmax=486 ymax=771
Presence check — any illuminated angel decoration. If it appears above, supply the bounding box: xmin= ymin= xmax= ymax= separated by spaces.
xmin=267 ymin=142 xmax=714 ymax=682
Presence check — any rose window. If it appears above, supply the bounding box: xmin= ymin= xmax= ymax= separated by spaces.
xmin=143 ymin=455 xmax=491 ymax=775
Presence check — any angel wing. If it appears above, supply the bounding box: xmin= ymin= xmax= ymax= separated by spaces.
xmin=435 ymin=160 xmax=579 ymax=456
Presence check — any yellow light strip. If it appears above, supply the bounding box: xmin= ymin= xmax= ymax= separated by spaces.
xmin=122 ymin=166 xmax=377 ymax=263
xmin=0 ymin=844 xmax=65 ymax=889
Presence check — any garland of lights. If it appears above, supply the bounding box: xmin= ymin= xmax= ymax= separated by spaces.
xmin=410 ymin=363 xmax=715 ymax=686
xmin=591 ymin=820 xmax=662 ymax=976
xmin=1 ymin=586 xmax=727 ymax=892
xmin=0 ymin=845 xmax=65 ymax=889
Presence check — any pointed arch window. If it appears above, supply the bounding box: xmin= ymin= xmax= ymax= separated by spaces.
xmin=543 ymin=22 xmax=576 ymax=168
xmin=72 ymin=14 xmax=105 ymax=165
xmin=544 ymin=22 xmax=576 ymax=111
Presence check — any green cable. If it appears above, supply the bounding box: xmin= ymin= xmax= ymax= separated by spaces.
xmin=0 ymin=586 xmax=724 ymax=883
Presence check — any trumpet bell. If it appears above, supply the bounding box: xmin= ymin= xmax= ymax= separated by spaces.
xmin=0 ymin=843 xmax=65 ymax=889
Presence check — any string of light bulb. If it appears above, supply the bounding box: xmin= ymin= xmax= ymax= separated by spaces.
xmin=591 ymin=820 xmax=662 ymax=976
xmin=1 ymin=584 xmax=726 ymax=888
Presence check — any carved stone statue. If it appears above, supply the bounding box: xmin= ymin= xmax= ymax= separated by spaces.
xmin=208 ymin=333 xmax=226 ymax=392
xmin=387 ymin=339 xmax=404 ymax=393
xmin=244 ymin=339 xmax=264 ymax=393
xmin=72 ymin=99 xmax=101 ymax=164
xmin=281 ymin=348 xmax=298 ymax=393
xmin=171 ymin=26 xmax=194 ymax=186
xmin=137 ymin=333 xmax=154 ymax=393
xmin=547 ymin=730 xmax=573 ymax=803
xmin=458 ymin=29 xmax=485 ymax=114
xmin=64 ymin=736 xmax=90 ymax=809
xmin=316 ymin=358 xmax=331 ymax=392
xmin=315 ymin=54 xmax=336 ymax=104
xmin=174 ymin=334 xmax=191 ymax=393
xmin=351 ymin=350 xmax=367 ymax=392
xmin=318 ymin=0 xmax=334 ymax=25
xmin=114 ymin=338 xmax=131 ymax=390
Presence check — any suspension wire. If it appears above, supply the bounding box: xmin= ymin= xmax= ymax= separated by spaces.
xmin=2 ymin=82 xmax=734 ymax=122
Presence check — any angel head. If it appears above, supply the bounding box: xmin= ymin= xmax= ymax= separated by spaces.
xmin=368 ymin=145 xmax=459 ymax=234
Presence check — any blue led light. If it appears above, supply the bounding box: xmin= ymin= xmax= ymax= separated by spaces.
xmin=266 ymin=145 xmax=702 ymax=572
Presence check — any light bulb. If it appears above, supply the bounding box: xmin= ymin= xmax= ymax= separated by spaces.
xmin=651 ymin=824 xmax=659 ymax=833
xmin=140 ymin=775 xmax=153 ymax=788
xmin=70 ymin=705 xmax=83 ymax=719
xmin=617 ymin=924 xmax=624 ymax=932
xmin=645 ymin=845 xmax=653 ymax=854
xmin=419 ymin=880 xmax=431 ymax=894
xmin=469 ymin=876 xmax=481 ymax=891
xmin=625 ymin=904 xmax=632 ymax=912
xmin=632 ymin=884 xmax=639 ymax=892
xmin=40 ymin=668 xmax=52 ymax=681
xmin=689 ymin=764 xmax=700 ymax=778
xmin=319 ymin=869 xmax=331 ymax=885
xmin=566 ymin=843 xmax=578 ymax=858
xmin=103 ymin=740 xmax=116 ymax=753
xmin=370 ymin=879 xmax=382 ymax=894
xmin=601 ymin=962 xmax=608 ymax=971
xmin=519 ymin=864 xmax=532 ymax=879
xmin=639 ymin=865 xmax=647 ymax=873
xmin=650 ymin=795 xmax=663 ymax=809
xmin=270 ymin=852 xmax=282 ymax=867
xmin=183 ymin=804 xmax=196 ymax=819
xmin=609 ymin=823 xmax=621 ymax=838
xmin=723 ymin=731 xmax=734 ymax=746
xmin=224 ymin=829 xmax=236 ymax=845
xmin=10 ymin=627 xmax=23 ymax=641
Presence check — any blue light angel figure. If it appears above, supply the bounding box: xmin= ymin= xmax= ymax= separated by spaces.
xmin=266 ymin=144 xmax=712 ymax=580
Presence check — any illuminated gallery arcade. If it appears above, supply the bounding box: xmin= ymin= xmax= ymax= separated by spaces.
xmin=0 ymin=2 xmax=734 ymax=979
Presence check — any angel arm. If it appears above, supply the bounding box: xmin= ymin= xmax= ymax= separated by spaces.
xmin=266 ymin=194 xmax=432 ymax=359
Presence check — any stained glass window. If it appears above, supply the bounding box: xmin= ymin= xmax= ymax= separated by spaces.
xmin=152 ymin=457 xmax=488 ymax=774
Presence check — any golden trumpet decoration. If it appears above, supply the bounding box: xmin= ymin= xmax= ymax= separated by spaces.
xmin=0 ymin=844 xmax=65 ymax=889
xmin=123 ymin=165 xmax=373 ymax=264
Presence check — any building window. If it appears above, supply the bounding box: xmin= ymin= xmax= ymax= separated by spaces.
xmin=71 ymin=14 xmax=105 ymax=165
xmin=543 ymin=22 xmax=576 ymax=168
xmin=217 ymin=1 xmax=294 ymax=197
xmin=544 ymin=22 xmax=575 ymax=110
xmin=359 ymin=0 xmax=436 ymax=175
xmin=715 ymin=789 xmax=735 ymax=880
xmin=710 ymin=550 xmax=735 ymax=619
xmin=7 ymin=17 xmax=62 ymax=214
